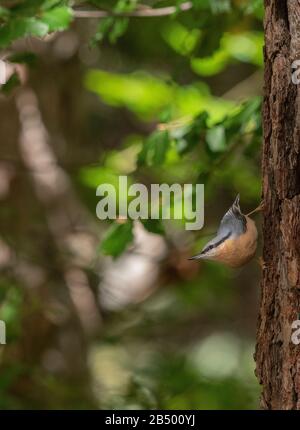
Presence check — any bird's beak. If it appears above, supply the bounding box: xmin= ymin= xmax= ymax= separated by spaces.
xmin=188 ymin=254 xmax=204 ymax=260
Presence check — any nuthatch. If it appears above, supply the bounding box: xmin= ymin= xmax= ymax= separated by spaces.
xmin=189 ymin=195 xmax=258 ymax=268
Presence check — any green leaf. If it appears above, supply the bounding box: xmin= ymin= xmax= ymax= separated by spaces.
xmin=8 ymin=52 xmax=37 ymax=66
xmin=94 ymin=17 xmax=114 ymax=43
xmin=242 ymin=0 xmax=263 ymax=19
xmin=41 ymin=0 xmax=63 ymax=11
xmin=171 ymin=112 xmax=208 ymax=154
xmin=94 ymin=15 xmax=129 ymax=44
xmin=192 ymin=32 xmax=263 ymax=77
xmin=114 ymin=0 xmax=138 ymax=13
xmin=224 ymin=32 xmax=263 ymax=67
xmin=0 ymin=18 xmax=49 ymax=48
xmin=210 ymin=0 xmax=231 ymax=14
xmin=142 ymin=219 xmax=165 ymax=235
xmin=0 ymin=3 xmax=70 ymax=40
xmin=162 ymin=21 xmax=200 ymax=56
xmin=192 ymin=0 xmax=231 ymax=13
xmin=109 ymin=18 xmax=129 ymax=44
xmin=41 ymin=6 xmax=73 ymax=32
xmin=138 ymin=130 xmax=170 ymax=166
xmin=0 ymin=73 xmax=20 ymax=94
xmin=223 ymin=97 xmax=262 ymax=136
xmin=182 ymin=112 xmax=208 ymax=152
xmin=28 ymin=19 xmax=49 ymax=37
xmin=100 ymin=221 xmax=134 ymax=258
xmin=0 ymin=6 xmax=10 ymax=19
xmin=191 ymin=50 xmax=229 ymax=76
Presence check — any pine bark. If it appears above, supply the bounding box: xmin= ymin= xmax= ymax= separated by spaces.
xmin=255 ymin=0 xmax=300 ymax=409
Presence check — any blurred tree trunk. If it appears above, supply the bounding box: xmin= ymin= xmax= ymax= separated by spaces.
xmin=255 ymin=0 xmax=300 ymax=409
xmin=0 ymin=34 xmax=101 ymax=408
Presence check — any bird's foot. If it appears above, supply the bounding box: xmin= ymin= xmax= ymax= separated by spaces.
xmin=257 ymin=256 xmax=267 ymax=270
xmin=247 ymin=200 xmax=264 ymax=217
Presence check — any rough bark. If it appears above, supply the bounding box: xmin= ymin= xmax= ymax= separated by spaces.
xmin=255 ymin=0 xmax=300 ymax=409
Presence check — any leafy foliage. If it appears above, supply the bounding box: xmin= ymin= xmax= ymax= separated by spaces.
xmin=100 ymin=220 xmax=134 ymax=258
xmin=0 ymin=0 xmax=263 ymax=269
xmin=0 ymin=72 xmax=20 ymax=94
xmin=138 ymin=130 xmax=170 ymax=166
xmin=0 ymin=2 xmax=72 ymax=48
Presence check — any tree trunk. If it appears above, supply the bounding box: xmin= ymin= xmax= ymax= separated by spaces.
xmin=255 ymin=0 xmax=300 ymax=409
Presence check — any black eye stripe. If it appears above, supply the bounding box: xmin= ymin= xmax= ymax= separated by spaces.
xmin=201 ymin=231 xmax=231 ymax=255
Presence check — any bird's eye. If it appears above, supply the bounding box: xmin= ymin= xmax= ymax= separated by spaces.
xmin=203 ymin=244 xmax=213 ymax=253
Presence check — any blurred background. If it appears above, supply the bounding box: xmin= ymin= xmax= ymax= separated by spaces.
xmin=0 ymin=0 xmax=263 ymax=409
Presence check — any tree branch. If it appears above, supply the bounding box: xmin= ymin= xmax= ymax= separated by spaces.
xmin=73 ymin=2 xmax=193 ymax=19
